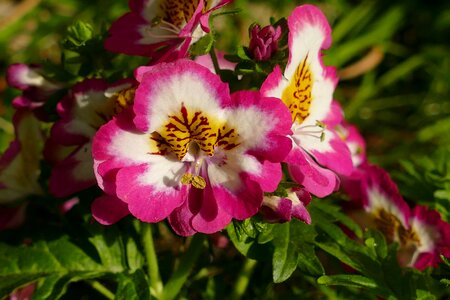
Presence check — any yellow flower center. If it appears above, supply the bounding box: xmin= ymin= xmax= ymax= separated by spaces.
xmin=281 ymin=55 xmax=313 ymax=124
xmin=158 ymin=0 xmax=211 ymax=28
xmin=148 ymin=104 xmax=240 ymax=189
xmin=373 ymin=209 xmax=403 ymax=243
xmin=155 ymin=104 xmax=239 ymax=161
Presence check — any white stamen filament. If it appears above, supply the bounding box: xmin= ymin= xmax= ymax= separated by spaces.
xmin=293 ymin=123 xmax=325 ymax=141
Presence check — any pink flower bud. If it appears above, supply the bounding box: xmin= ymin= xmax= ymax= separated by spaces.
xmin=249 ymin=24 xmax=282 ymax=61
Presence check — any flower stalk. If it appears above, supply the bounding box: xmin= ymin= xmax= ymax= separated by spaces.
xmin=229 ymin=258 xmax=257 ymax=300
xmin=141 ymin=223 xmax=163 ymax=298
xmin=86 ymin=280 xmax=114 ymax=300
xmin=161 ymin=234 xmax=206 ymax=300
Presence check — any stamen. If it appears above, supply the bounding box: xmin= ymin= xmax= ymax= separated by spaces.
xmin=180 ymin=173 xmax=206 ymax=189
xmin=294 ymin=120 xmax=326 ymax=141
xmin=315 ymin=120 xmax=326 ymax=128
xmin=145 ymin=18 xmax=182 ymax=40
xmin=160 ymin=19 xmax=182 ymax=33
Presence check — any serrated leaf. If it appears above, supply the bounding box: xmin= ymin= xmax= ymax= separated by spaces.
xmin=116 ymin=269 xmax=150 ymax=300
xmin=87 ymin=224 xmax=126 ymax=273
xmin=0 ymin=236 xmax=118 ymax=298
xmin=226 ymin=221 xmax=272 ymax=260
xmin=31 ymin=275 xmax=61 ymax=300
xmin=227 ymin=222 xmax=254 ymax=256
xmin=125 ymin=235 xmax=144 ymax=272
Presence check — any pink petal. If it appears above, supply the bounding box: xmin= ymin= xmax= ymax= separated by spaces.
xmin=213 ymin=173 xmax=263 ymax=220
xmin=116 ymin=164 xmax=187 ymax=223
xmin=92 ymin=194 xmax=130 ymax=225
xmin=285 ymin=146 xmax=338 ymax=198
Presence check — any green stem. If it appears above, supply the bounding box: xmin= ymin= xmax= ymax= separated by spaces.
xmin=229 ymin=258 xmax=257 ymax=300
xmin=86 ymin=280 xmax=114 ymax=300
xmin=141 ymin=223 xmax=163 ymax=298
xmin=161 ymin=234 xmax=205 ymax=300
xmin=209 ymin=48 xmax=221 ymax=75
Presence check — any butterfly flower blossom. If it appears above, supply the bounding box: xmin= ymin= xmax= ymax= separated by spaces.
xmin=352 ymin=164 xmax=450 ymax=270
xmin=0 ymin=111 xmax=43 ymax=230
xmin=261 ymin=5 xmax=353 ymax=198
xmin=104 ymin=0 xmax=231 ymax=62
xmin=91 ymin=59 xmax=293 ymax=235
xmin=6 ymin=64 xmax=63 ymax=120
xmin=46 ymin=78 xmax=136 ymax=197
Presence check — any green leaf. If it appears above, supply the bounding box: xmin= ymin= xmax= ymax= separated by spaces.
xmin=87 ymin=224 xmax=126 ymax=273
xmin=125 ymin=235 xmax=145 ymax=272
xmin=297 ymin=243 xmax=324 ymax=277
xmin=189 ymin=34 xmax=214 ymax=56
xmin=415 ymin=289 xmax=437 ymax=300
xmin=236 ymin=46 xmax=251 ymax=60
xmin=314 ymin=240 xmax=362 ymax=272
xmin=312 ymin=201 xmax=363 ymax=238
xmin=440 ymin=278 xmax=450 ymax=286
xmin=0 ymin=236 xmax=118 ymax=299
xmin=64 ymin=21 xmax=94 ymax=48
xmin=115 ymin=269 xmax=150 ymax=300
xmin=226 ymin=220 xmax=272 ymax=260
xmin=162 ymin=234 xmax=205 ymax=300
xmin=271 ymin=220 xmax=318 ymax=283
xmin=317 ymin=275 xmax=378 ymax=289
xmin=364 ymin=229 xmax=388 ymax=259
xmin=272 ymin=223 xmax=299 ymax=283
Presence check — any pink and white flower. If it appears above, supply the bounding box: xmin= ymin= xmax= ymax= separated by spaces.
xmin=104 ymin=0 xmax=231 ymax=61
xmin=261 ymin=5 xmax=353 ymax=198
xmin=260 ymin=187 xmax=311 ymax=224
xmin=46 ymin=78 xmax=136 ymax=197
xmin=0 ymin=111 xmax=43 ymax=204
xmin=6 ymin=64 xmax=62 ymax=120
xmin=347 ymin=164 xmax=450 ymax=269
xmin=92 ymin=59 xmax=292 ymax=235
xmin=360 ymin=164 xmax=411 ymax=242
xmin=0 ymin=111 xmax=44 ymax=230
xmin=330 ymin=102 xmax=367 ymax=202
xmin=398 ymin=205 xmax=450 ymax=270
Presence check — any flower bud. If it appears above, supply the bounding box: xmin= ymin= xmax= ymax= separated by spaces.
xmin=260 ymin=188 xmax=311 ymax=224
xmin=249 ymin=24 xmax=282 ymax=61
